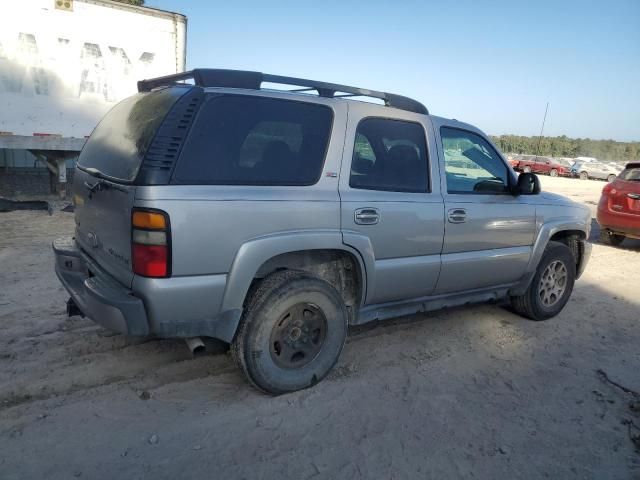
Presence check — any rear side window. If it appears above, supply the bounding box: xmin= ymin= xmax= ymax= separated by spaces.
xmin=78 ymin=88 xmax=184 ymax=182
xmin=349 ymin=118 xmax=429 ymax=193
xmin=172 ymin=96 xmax=333 ymax=185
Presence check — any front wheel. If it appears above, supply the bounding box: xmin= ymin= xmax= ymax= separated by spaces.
xmin=579 ymin=171 xmax=589 ymax=180
xmin=232 ymin=270 xmax=348 ymax=394
xmin=549 ymin=169 xmax=558 ymax=177
xmin=511 ymin=241 xmax=576 ymax=321
xmin=523 ymin=166 xmax=532 ymax=173
xmin=607 ymin=174 xmax=617 ymax=182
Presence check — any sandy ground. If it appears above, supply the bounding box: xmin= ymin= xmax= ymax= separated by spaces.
xmin=0 ymin=176 xmax=639 ymax=479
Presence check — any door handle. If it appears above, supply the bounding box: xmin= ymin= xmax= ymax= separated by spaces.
xmin=354 ymin=208 xmax=380 ymax=225
xmin=627 ymin=193 xmax=640 ymax=200
xmin=447 ymin=208 xmax=467 ymax=223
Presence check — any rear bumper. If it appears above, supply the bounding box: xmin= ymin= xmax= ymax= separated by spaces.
xmin=53 ymin=237 xmax=150 ymax=335
xmin=53 ymin=237 xmax=242 ymax=341
xmin=597 ymin=207 xmax=640 ymax=237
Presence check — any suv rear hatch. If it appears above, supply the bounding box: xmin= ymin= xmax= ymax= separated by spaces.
xmin=608 ymin=164 xmax=640 ymax=216
xmin=73 ymin=86 xmax=192 ymax=287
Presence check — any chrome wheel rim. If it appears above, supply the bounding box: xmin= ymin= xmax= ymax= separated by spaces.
xmin=269 ymin=303 xmax=327 ymax=369
xmin=538 ymin=260 xmax=568 ymax=307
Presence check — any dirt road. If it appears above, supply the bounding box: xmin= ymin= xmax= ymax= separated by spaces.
xmin=1 ymin=177 xmax=639 ymax=479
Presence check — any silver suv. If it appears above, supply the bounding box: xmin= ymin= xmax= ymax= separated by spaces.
xmin=571 ymin=161 xmax=620 ymax=182
xmin=54 ymin=69 xmax=592 ymax=394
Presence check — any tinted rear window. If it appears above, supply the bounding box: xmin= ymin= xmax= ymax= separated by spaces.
xmin=620 ymin=167 xmax=640 ymax=181
xmin=78 ymin=88 xmax=184 ymax=182
xmin=172 ymin=95 xmax=333 ymax=185
xmin=350 ymin=118 xmax=429 ymax=193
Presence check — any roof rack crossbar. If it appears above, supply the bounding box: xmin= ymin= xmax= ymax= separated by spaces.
xmin=137 ymin=69 xmax=428 ymax=115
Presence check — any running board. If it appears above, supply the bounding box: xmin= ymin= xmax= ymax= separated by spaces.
xmin=354 ymin=285 xmax=514 ymax=325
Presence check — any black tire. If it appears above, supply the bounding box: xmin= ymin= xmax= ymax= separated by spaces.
xmin=550 ymin=169 xmax=558 ymax=177
xmin=599 ymin=229 xmax=625 ymax=246
xmin=231 ymin=270 xmax=348 ymax=395
xmin=523 ymin=166 xmax=532 ymax=173
xmin=579 ymin=171 xmax=588 ymax=180
xmin=607 ymin=174 xmax=617 ymax=183
xmin=511 ymin=241 xmax=576 ymax=321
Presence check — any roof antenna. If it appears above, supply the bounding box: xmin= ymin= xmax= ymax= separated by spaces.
xmin=536 ymin=102 xmax=549 ymax=155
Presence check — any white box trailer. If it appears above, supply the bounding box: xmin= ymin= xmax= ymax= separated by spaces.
xmin=0 ymin=0 xmax=186 ymax=195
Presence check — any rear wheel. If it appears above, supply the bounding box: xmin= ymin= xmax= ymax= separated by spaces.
xmin=599 ymin=229 xmax=625 ymax=246
xmin=232 ymin=270 xmax=348 ymax=395
xmin=523 ymin=166 xmax=532 ymax=173
xmin=550 ymin=169 xmax=558 ymax=177
xmin=607 ymin=174 xmax=617 ymax=182
xmin=511 ymin=241 xmax=576 ymax=321
xmin=579 ymin=171 xmax=589 ymax=180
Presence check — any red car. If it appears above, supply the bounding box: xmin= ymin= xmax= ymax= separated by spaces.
xmin=512 ymin=155 xmax=570 ymax=177
xmin=597 ymin=162 xmax=640 ymax=245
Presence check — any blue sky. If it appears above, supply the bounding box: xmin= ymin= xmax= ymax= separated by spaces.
xmin=147 ymin=0 xmax=639 ymax=141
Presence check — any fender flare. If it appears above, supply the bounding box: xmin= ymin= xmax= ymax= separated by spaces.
xmin=510 ymin=218 xmax=589 ymax=296
xmin=220 ymin=230 xmax=372 ymax=315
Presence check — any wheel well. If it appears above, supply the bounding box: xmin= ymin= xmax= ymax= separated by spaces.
xmin=550 ymin=230 xmax=586 ymax=271
xmin=252 ymin=249 xmax=363 ymax=319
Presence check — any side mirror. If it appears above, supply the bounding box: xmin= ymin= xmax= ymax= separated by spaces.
xmin=516 ymin=172 xmax=541 ymax=195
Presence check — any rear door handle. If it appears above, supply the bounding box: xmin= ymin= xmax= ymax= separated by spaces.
xmin=354 ymin=208 xmax=380 ymax=225
xmin=447 ymin=208 xmax=467 ymax=223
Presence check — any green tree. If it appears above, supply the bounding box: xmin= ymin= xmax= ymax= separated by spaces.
xmin=489 ymin=134 xmax=640 ymax=162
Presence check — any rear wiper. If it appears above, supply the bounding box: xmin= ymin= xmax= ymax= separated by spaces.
xmin=84 ymin=167 xmax=105 ymax=178
xmin=83 ymin=168 xmax=129 ymax=195
xmin=83 ymin=167 xmax=107 ymax=193
xmin=84 ymin=179 xmax=128 ymax=195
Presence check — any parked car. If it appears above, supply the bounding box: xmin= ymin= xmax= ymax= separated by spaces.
xmin=516 ymin=155 xmax=570 ymax=177
xmin=507 ymin=154 xmax=522 ymax=169
xmin=597 ymin=162 xmax=640 ymax=245
xmin=53 ymin=68 xmax=592 ymax=394
xmin=554 ymin=157 xmax=575 ymax=172
xmin=570 ymin=161 xmax=619 ymax=182
xmin=606 ymin=162 xmax=624 ymax=174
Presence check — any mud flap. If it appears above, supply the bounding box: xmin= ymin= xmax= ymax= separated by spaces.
xmin=66 ymin=297 xmax=84 ymax=317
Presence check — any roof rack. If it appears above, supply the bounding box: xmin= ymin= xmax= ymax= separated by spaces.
xmin=137 ymin=68 xmax=428 ymax=115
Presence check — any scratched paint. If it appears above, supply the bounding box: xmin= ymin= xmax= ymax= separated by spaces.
xmin=0 ymin=0 xmax=186 ymax=138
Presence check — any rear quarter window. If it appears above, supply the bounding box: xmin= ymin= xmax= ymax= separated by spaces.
xmin=172 ymin=95 xmax=333 ymax=185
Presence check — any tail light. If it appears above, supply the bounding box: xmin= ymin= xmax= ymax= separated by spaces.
xmin=131 ymin=209 xmax=171 ymax=278
xmin=602 ymin=183 xmax=614 ymax=196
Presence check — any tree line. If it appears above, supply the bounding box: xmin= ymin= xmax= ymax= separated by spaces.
xmin=490 ymin=135 xmax=640 ymax=162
